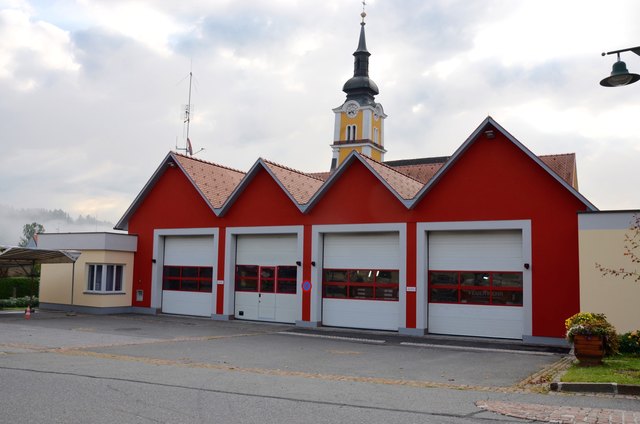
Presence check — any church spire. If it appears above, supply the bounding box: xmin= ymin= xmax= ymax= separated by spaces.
xmin=330 ymin=3 xmax=387 ymax=171
xmin=342 ymin=5 xmax=379 ymax=106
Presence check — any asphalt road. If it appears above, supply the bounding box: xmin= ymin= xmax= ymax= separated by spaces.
xmin=1 ymin=312 xmax=638 ymax=423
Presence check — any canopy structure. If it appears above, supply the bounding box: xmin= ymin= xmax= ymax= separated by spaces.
xmin=0 ymin=246 xmax=80 ymax=267
xmin=0 ymin=246 xmax=81 ymax=309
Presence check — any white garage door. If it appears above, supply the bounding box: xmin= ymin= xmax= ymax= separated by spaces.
xmin=427 ymin=230 xmax=524 ymax=339
xmin=234 ymin=234 xmax=298 ymax=323
xmin=322 ymin=232 xmax=400 ymax=331
xmin=162 ymin=236 xmax=215 ymax=317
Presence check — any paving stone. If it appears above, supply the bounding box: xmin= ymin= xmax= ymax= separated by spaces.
xmin=477 ymin=400 xmax=640 ymax=424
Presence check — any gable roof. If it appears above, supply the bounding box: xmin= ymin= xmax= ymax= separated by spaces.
xmin=116 ymin=117 xmax=593 ymax=229
xmin=304 ymin=150 xmax=425 ymax=210
xmin=384 ymin=153 xmax=578 ymax=190
xmin=216 ymin=158 xmax=326 ymax=216
xmin=408 ymin=116 xmax=596 ymax=210
xmin=174 ymin=153 xmax=245 ymax=208
xmin=262 ymin=160 xmax=325 ymax=205
xmin=539 ymin=153 xmax=578 ymax=190
xmin=386 ymin=161 xmax=445 ymax=184
xmin=114 ymin=152 xmax=245 ymax=230
xmin=360 ymin=155 xmax=424 ymax=200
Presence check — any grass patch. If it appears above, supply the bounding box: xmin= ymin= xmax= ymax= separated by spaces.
xmin=562 ymin=354 xmax=640 ymax=385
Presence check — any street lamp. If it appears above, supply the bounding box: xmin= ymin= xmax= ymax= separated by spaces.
xmin=600 ymin=46 xmax=640 ymax=87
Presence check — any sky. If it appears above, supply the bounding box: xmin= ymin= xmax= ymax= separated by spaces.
xmin=1 ymin=0 xmax=640 ymax=244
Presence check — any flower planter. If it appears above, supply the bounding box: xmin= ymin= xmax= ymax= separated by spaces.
xmin=573 ymin=334 xmax=604 ymax=366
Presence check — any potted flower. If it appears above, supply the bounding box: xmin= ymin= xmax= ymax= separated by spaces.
xmin=565 ymin=312 xmax=619 ymax=366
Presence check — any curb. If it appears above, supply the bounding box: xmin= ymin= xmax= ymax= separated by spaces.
xmin=550 ymin=382 xmax=640 ymax=396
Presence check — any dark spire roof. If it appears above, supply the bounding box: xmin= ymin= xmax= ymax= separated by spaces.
xmin=342 ymin=18 xmax=379 ymax=106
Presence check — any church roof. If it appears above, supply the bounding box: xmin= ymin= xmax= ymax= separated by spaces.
xmin=342 ymin=19 xmax=379 ymax=105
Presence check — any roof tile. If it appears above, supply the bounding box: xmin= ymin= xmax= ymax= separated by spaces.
xmin=360 ymin=155 xmax=424 ymax=200
xmin=539 ymin=153 xmax=577 ymax=189
xmin=174 ymin=153 xmax=245 ymax=208
xmin=262 ymin=160 xmax=325 ymax=204
xmin=385 ymin=153 xmax=577 ymax=188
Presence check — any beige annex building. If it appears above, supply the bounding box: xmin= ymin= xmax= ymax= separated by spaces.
xmin=578 ymin=210 xmax=640 ymax=333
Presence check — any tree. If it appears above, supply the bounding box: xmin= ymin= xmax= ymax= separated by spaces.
xmin=19 ymin=222 xmax=45 ymax=247
xmin=596 ymin=214 xmax=640 ymax=282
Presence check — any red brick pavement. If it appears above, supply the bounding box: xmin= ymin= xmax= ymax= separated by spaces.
xmin=477 ymin=400 xmax=640 ymax=423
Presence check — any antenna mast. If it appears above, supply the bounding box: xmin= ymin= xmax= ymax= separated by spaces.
xmin=175 ymin=70 xmax=203 ymax=156
xmin=185 ymin=71 xmax=192 ymax=152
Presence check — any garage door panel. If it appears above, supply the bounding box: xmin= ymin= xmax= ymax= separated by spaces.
xmin=428 ymin=304 xmax=523 ymax=339
xmin=324 ymin=233 xmax=400 ymax=269
xmin=428 ymin=230 xmax=522 ymax=271
xmin=234 ymin=292 xmax=259 ymax=320
xmin=274 ymin=295 xmax=297 ymax=323
xmin=322 ymin=232 xmax=401 ymax=331
xmin=162 ymin=235 xmax=215 ymax=317
xmin=162 ymin=291 xmax=213 ymax=317
xmin=237 ymin=235 xmax=297 ymax=266
xmin=164 ymin=236 xmax=215 ymax=266
xmin=234 ymin=234 xmax=299 ymax=324
xmin=322 ymin=299 xmax=398 ymax=331
xmin=427 ymin=230 xmax=524 ymax=339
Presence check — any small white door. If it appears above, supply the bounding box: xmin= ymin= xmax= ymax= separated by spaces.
xmin=258 ymin=293 xmax=276 ymax=320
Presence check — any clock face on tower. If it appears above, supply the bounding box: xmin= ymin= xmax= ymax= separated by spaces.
xmin=345 ymin=101 xmax=359 ymax=118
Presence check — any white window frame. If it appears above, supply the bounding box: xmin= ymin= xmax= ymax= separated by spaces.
xmin=346 ymin=124 xmax=357 ymax=141
xmin=86 ymin=264 xmax=125 ymax=294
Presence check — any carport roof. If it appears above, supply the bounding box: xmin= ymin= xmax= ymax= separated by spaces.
xmin=0 ymin=246 xmax=80 ymax=266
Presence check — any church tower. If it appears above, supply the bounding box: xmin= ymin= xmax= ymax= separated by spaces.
xmin=330 ymin=8 xmax=387 ymax=171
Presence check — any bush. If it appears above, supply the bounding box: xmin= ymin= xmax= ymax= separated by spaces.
xmin=619 ymin=331 xmax=640 ymax=355
xmin=0 ymin=296 xmax=39 ymax=309
xmin=565 ymin=312 xmax=619 ymax=356
xmin=0 ymin=277 xmax=39 ymax=299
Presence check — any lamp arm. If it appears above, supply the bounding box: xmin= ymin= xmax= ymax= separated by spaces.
xmin=602 ymin=46 xmax=640 ymax=57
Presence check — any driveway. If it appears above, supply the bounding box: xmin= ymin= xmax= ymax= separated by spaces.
xmin=1 ymin=311 xmax=638 ymax=423
xmin=0 ymin=311 xmax=559 ymax=388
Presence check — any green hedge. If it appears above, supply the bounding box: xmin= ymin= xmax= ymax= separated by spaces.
xmin=0 ymin=277 xmax=39 ymax=299
xmin=0 ymin=296 xmax=39 ymax=308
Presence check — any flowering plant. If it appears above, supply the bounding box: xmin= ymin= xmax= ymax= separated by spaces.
xmin=565 ymin=312 xmax=619 ymax=356
xmin=619 ymin=330 xmax=640 ymax=355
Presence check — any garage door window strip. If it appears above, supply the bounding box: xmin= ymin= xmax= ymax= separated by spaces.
xmin=235 ymin=265 xmax=297 ymax=294
xmin=162 ymin=266 xmax=213 ymax=293
xmin=429 ymin=271 xmax=523 ymax=306
xmin=322 ymin=269 xmax=399 ymax=301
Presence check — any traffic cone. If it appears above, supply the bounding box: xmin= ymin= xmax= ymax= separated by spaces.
xmin=25 ymin=305 xmax=31 ymax=320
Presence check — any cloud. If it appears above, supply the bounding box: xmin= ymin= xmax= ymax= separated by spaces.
xmin=0 ymin=6 xmax=79 ymax=88
xmin=0 ymin=0 xmax=639 ymax=229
